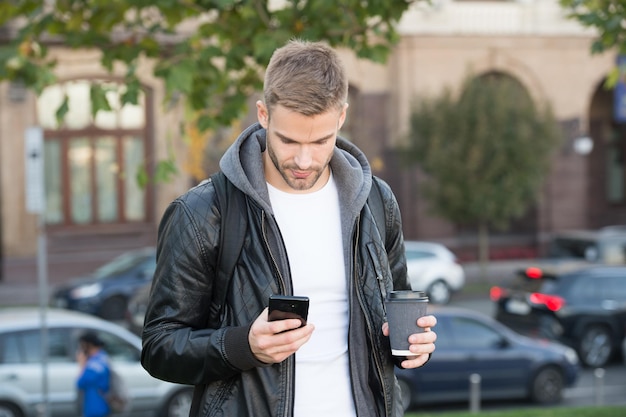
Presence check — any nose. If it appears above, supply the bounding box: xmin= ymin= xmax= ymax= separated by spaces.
xmin=294 ymin=146 xmax=313 ymax=168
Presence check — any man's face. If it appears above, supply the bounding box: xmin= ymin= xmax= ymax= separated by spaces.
xmin=257 ymin=102 xmax=347 ymax=193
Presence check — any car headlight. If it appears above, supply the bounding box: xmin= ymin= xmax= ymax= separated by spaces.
xmin=70 ymin=283 xmax=103 ymax=299
xmin=564 ymin=347 xmax=579 ymax=365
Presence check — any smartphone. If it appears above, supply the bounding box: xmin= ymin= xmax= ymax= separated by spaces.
xmin=268 ymin=295 xmax=309 ymax=328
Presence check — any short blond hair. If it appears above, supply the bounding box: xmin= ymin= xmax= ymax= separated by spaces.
xmin=263 ymin=39 xmax=348 ymax=117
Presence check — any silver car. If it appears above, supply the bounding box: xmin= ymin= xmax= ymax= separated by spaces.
xmin=0 ymin=307 xmax=192 ymax=417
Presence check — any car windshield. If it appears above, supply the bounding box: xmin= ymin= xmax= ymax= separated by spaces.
xmin=547 ymin=237 xmax=598 ymax=261
xmin=601 ymin=239 xmax=626 ymax=264
xmin=405 ymin=250 xmax=435 ymax=261
xmin=93 ymin=251 xmax=151 ymax=279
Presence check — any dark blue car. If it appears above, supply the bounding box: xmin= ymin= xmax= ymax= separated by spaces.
xmin=395 ymin=307 xmax=580 ymax=411
xmin=52 ymin=247 xmax=156 ymax=321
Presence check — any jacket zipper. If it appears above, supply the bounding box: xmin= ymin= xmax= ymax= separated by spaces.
xmin=261 ymin=210 xmax=294 ymax=417
xmin=261 ymin=210 xmax=286 ymax=293
xmin=352 ymin=215 xmax=391 ymax=417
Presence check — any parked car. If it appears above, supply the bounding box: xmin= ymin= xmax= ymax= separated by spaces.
xmin=125 ymin=283 xmax=152 ymax=335
xmin=491 ymin=265 xmax=626 ymax=367
xmin=0 ymin=307 xmax=192 ymax=417
xmin=404 ymin=241 xmax=465 ymax=304
xmin=395 ymin=307 xmax=579 ymax=411
xmin=542 ymin=226 xmax=626 ymax=271
xmin=52 ymin=247 xmax=156 ymax=321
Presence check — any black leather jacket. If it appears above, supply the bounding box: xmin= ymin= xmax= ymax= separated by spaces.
xmin=141 ymin=124 xmax=410 ymax=417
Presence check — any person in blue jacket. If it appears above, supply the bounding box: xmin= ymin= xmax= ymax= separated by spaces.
xmin=76 ymin=331 xmax=110 ymax=417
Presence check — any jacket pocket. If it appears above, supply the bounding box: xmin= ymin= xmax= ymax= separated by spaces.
xmin=365 ymin=241 xmax=391 ymax=319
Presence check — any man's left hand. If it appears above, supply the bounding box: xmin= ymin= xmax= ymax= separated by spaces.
xmin=382 ymin=314 xmax=437 ymax=369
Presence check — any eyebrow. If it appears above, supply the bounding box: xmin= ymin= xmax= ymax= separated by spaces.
xmin=274 ymin=130 xmax=335 ymax=144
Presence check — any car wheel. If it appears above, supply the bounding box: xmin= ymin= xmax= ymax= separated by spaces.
xmin=397 ymin=378 xmax=412 ymax=412
xmin=0 ymin=402 xmax=23 ymax=417
xmin=427 ymin=280 xmax=451 ymax=304
xmin=161 ymin=388 xmax=193 ymax=417
xmin=530 ymin=366 xmax=564 ymax=404
xmin=578 ymin=325 xmax=613 ymax=367
xmin=99 ymin=296 xmax=128 ymax=321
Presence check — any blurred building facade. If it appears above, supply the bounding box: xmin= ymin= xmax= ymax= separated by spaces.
xmin=344 ymin=0 xmax=624 ymax=259
xmin=0 ymin=0 xmax=624 ymax=284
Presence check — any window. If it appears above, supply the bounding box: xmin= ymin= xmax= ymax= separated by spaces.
xmin=0 ymin=328 xmax=73 ymax=364
xmin=601 ymin=276 xmax=626 ymax=300
xmin=68 ymin=328 xmax=139 ymax=362
xmin=448 ymin=316 xmax=503 ymax=349
xmin=37 ymin=80 xmax=151 ymax=226
xmin=548 ymin=237 xmax=598 ymax=261
xmin=405 ymin=250 xmax=436 ymax=261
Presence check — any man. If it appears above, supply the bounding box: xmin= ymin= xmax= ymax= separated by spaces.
xmin=76 ymin=331 xmax=110 ymax=417
xmin=141 ymin=39 xmax=437 ymax=417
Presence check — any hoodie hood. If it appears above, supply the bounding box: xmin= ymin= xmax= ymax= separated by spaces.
xmin=219 ymin=122 xmax=373 ymax=224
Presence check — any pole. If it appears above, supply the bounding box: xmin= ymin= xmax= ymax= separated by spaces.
xmin=25 ymin=126 xmax=50 ymax=417
xmin=37 ymin=212 xmax=50 ymax=417
xmin=594 ymin=368 xmax=605 ymax=406
xmin=469 ymin=373 xmax=481 ymax=413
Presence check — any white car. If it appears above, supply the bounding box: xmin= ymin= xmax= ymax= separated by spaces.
xmin=0 ymin=307 xmax=192 ymax=417
xmin=404 ymin=241 xmax=465 ymax=304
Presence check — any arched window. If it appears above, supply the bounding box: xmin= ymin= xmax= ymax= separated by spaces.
xmin=37 ymin=80 xmax=153 ymax=227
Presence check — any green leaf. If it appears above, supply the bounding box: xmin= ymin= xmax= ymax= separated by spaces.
xmin=154 ymin=159 xmax=178 ymax=183
xmin=136 ymin=164 xmax=149 ymax=189
xmin=90 ymin=83 xmax=113 ymax=118
xmin=55 ymin=95 xmax=69 ymax=127
xmin=604 ymin=66 xmax=620 ymax=89
xmin=165 ymin=59 xmax=195 ymax=95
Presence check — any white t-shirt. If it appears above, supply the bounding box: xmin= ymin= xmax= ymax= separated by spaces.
xmin=267 ymin=174 xmax=356 ymax=416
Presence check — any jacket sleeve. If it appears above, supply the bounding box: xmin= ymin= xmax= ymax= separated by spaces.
xmin=141 ymin=183 xmax=265 ymax=386
xmin=376 ymin=178 xmax=410 ymax=292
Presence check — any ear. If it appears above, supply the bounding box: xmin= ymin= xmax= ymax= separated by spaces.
xmin=256 ymin=100 xmax=269 ymax=129
xmin=337 ymin=102 xmax=349 ymax=130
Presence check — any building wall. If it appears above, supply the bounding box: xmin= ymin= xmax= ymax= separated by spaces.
xmin=0 ymin=82 xmax=39 ymax=257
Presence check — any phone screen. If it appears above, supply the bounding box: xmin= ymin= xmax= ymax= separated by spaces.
xmin=268 ymin=295 xmax=309 ymax=328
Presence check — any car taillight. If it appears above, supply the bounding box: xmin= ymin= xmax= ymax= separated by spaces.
xmin=490 ymin=286 xmax=506 ymax=301
xmin=529 ymin=293 xmax=565 ymax=311
xmin=525 ymin=267 xmax=543 ymax=279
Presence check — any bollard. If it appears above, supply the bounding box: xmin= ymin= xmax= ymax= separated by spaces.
xmin=469 ymin=373 xmax=481 ymax=413
xmin=594 ymin=368 xmax=605 ymax=406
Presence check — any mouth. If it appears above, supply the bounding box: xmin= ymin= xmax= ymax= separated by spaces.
xmin=291 ymin=170 xmax=311 ymax=180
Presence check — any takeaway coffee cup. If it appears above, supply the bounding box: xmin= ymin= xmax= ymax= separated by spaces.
xmin=385 ymin=290 xmax=429 ymax=356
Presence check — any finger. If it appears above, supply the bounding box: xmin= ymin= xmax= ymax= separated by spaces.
xmin=417 ymin=314 xmax=437 ymax=328
xmin=408 ymin=330 xmax=437 ymax=345
xmin=268 ymin=318 xmax=307 ymax=335
xmin=263 ymin=324 xmax=315 ymax=360
xmin=400 ymin=353 xmax=431 ymax=369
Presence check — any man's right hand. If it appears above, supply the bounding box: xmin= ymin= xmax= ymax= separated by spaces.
xmin=248 ymin=307 xmax=315 ymax=363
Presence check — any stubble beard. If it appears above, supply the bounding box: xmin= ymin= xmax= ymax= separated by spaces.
xmin=267 ymin=142 xmax=328 ymax=191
